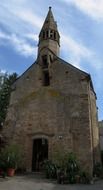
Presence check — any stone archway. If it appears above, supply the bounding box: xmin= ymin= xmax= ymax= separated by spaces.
xmin=32 ymin=138 xmax=48 ymax=171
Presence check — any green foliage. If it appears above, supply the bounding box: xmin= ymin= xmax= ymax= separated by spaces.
xmin=65 ymin=153 xmax=80 ymax=183
xmin=43 ymin=160 xmax=57 ymax=179
xmin=79 ymin=170 xmax=91 ymax=184
xmin=93 ymin=162 xmax=103 ymax=178
xmin=53 ymin=150 xmax=67 ymax=169
xmin=43 ymin=152 xmax=81 ymax=184
xmin=43 ymin=152 xmax=92 ymax=184
xmin=0 ymin=72 xmax=17 ymax=128
xmin=0 ymin=144 xmax=23 ymax=170
xmin=0 ymin=152 xmax=8 ymax=171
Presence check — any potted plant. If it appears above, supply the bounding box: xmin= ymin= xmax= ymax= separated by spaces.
xmin=7 ymin=155 xmax=17 ymax=177
xmin=0 ymin=144 xmax=23 ymax=177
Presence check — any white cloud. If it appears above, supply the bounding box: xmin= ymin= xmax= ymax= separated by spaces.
xmin=0 ymin=69 xmax=6 ymax=74
xmin=24 ymin=34 xmax=38 ymax=41
xmin=61 ymin=0 xmax=103 ymax=21
xmin=60 ymin=33 xmax=93 ymax=68
xmin=0 ymin=1 xmax=43 ymax=31
xmin=0 ymin=30 xmax=10 ymax=40
xmin=60 ymin=32 xmax=103 ymax=84
xmin=11 ymin=8 xmax=43 ymax=29
xmin=0 ymin=31 xmax=37 ymax=58
xmin=0 ymin=1 xmax=42 ymax=58
xmin=0 ymin=0 xmax=102 ymax=71
xmin=11 ymin=34 xmax=37 ymax=57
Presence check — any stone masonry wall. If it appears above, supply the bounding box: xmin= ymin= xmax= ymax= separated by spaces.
xmin=3 ymin=58 xmax=99 ymax=175
xmin=88 ymin=86 xmax=101 ymax=164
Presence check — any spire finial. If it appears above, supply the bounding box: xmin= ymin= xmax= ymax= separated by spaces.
xmin=49 ymin=6 xmax=52 ymax=10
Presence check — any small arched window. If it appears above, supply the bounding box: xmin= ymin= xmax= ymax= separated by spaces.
xmin=50 ymin=30 xmax=54 ymax=39
xmin=42 ymin=70 xmax=50 ymax=86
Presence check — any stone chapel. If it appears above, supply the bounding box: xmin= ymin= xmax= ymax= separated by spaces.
xmin=3 ymin=7 xmax=100 ymax=175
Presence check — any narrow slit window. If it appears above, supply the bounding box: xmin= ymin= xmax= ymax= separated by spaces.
xmin=43 ymin=71 xmax=50 ymax=86
xmin=50 ymin=30 xmax=54 ymax=39
xmin=42 ymin=55 xmax=48 ymax=68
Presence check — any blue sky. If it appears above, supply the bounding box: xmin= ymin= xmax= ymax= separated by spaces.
xmin=0 ymin=0 xmax=103 ymax=121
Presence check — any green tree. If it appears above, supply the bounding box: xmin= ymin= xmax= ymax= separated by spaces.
xmin=0 ymin=72 xmax=17 ymax=129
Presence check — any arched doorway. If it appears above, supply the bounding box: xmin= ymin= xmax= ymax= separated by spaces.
xmin=32 ymin=138 xmax=48 ymax=171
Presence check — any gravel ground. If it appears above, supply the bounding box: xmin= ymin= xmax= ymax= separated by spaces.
xmin=0 ymin=175 xmax=103 ymax=190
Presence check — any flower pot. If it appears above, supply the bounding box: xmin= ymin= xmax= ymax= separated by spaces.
xmin=7 ymin=168 xmax=15 ymax=177
xmin=75 ymin=175 xmax=80 ymax=183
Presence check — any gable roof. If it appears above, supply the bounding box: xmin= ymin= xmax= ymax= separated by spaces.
xmin=13 ymin=54 xmax=95 ymax=96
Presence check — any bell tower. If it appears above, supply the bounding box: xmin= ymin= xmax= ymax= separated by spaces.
xmin=37 ymin=7 xmax=60 ymax=86
xmin=38 ymin=7 xmax=60 ymax=57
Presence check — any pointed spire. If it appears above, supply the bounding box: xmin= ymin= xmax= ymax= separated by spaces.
xmin=38 ymin=7 xmax=60 ymax=56
xmin=43 ymin=7 xmax=57 ymax=30
xmin=41 ymin=6 xmax=57 ymax=31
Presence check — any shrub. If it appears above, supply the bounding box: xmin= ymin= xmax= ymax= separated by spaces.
xmin=43 ymin=152 xmax=93 ymax=184
xmin=79 ymin=170 xmax=91 ymax=184
xmin=0 ymin=143 xmax=24 ymax=171
xmin=93 ymin=162 xmax=103 ymax=178
xmin=65 ymin=152 xmax=80 ymax=184
xmin=44 ymin=152 xmax=80 ymax=184
xmin=43 ymin=160 xmax=57 ymax=179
